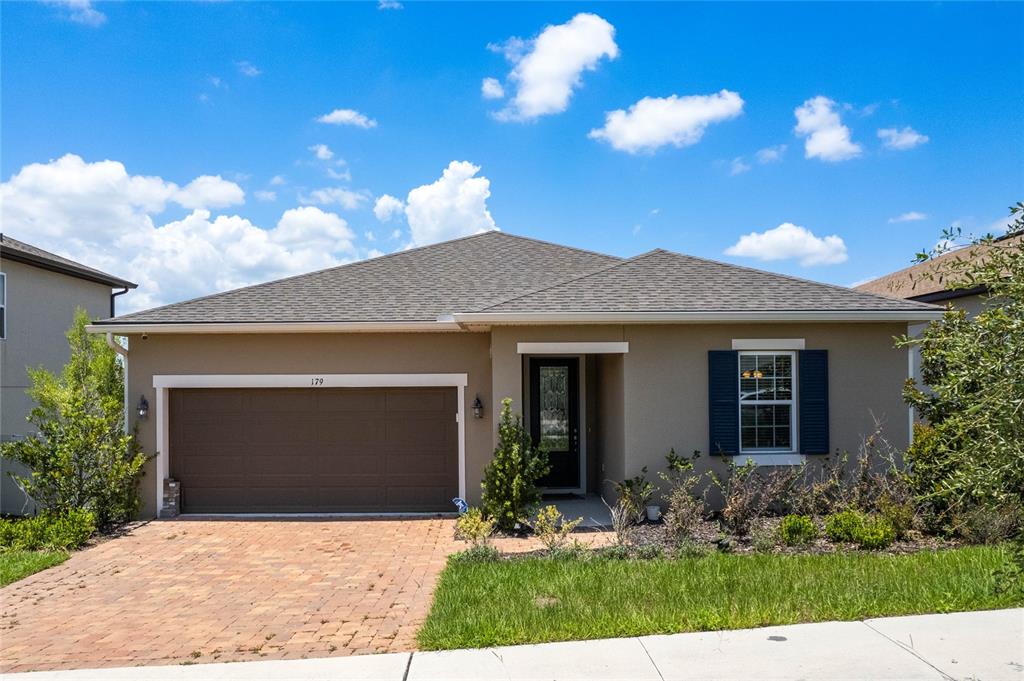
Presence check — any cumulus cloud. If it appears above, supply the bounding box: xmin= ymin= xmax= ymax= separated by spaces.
xmin=299 ymin=187 xmax=370 ymax=210
xmin=44 ymin=0 xmax=106 ymax=26
xmin=491 ymin=13 xmax=618 ymax=122
xmin=725 ymin=222 xmax=848 ymax=266
xmin=794 ymin=96 xmax=862 ymax=162
xmin=253 ymin=190 xmax=277 ymax=202
xmin=316 ymin=108 xmax=377 ymax=128
xmin=236 ymin=61 xmax=261 ymax=77
xmin=755 ymin=144 xmax=787 ymax=164
xmin=175 ymin=175 xmax=245 ymax=209
xmin=481 ymin=77 xmax=505 ymax=100
xmin=370 ymin=162 xmax=497 ymax=247
xmin=308 ymin=143 xmax=335 ymax=161
xmin=378 ymin=0 xmax=402 ymax=8
xmin=0 ymin=154 xmax=358 ymax=312
xmin=878 ymin=126 xmax=929 ymax=150
xmin=589 ymin=90 xmax=744 ymax=154
xmin=373 ymin=194 xmax=406 ymax=222
xmin=269 ymin=175 xmax=287 ymax=186
xmin=889 ymin=211 xmax=928 ymax=223
xmin=729 ymin=157 xmax=751 ymax=176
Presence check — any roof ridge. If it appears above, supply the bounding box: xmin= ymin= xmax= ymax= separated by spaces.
xmin=476 ymin=249 xmax=662 ymax=312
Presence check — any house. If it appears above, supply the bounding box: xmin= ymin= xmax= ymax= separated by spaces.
xmin=0 ymin=234 xmax=137 ymax=515
xmin=87 ymin=232 xmax=942 ymax=518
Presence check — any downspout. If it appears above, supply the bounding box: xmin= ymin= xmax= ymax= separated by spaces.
xmin=110 ymin=286 xmax=130 ymax=318
xmin=106 ymin=333 xmax=130 ymax=434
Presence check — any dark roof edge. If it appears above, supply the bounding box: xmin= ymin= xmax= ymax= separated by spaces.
xmin=0 ymin=243 xmax=137 ymax=289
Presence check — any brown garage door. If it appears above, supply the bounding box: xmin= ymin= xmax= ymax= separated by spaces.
xmin=169 ymin=387 xmax=458 ymax=513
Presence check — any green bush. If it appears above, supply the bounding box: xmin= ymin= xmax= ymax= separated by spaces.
xmin=451 ymin=543 xmax=500 ymax=564
xmin=613 ymin=468 xmax=656 ymax=526
xmin=480 ymin=399 xmax=549 ymax=533
xmin=854 ymin=516 xmax=897 ymax=550
xmin=825 ymin=509 xmax=865 ymax=543
xmin=878 ymin=494 xmax=916 ymax=540
xmin=0 ymin=509 xmax=96 ymax=551
xmin=778 ymin=515 xmax=817 ymax=546
xmin=455 ymin=507 xmax=496 ymax=547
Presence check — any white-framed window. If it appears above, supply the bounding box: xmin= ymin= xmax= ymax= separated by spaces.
xmin=738 ymin=350 xmax=797 ymax=453
xmin=0 ymin=272 xmax=6 ymax=340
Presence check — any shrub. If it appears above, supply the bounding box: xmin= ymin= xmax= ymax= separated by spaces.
xmin=532 ymin=505 xmax=582 ymax=553
xmin=596 ymin=544 xmax=631 ymax=560
xmin=825 ymin=509 xmax=865 ymax=543
xmin=955 ymin=502 xmax=1023 ymax=545
xmin=480 ymin=398 xmax=549 ymax=533
xmin=1 ymin=311 xmax=148 ymax=529
xmin=548 ymin=539 xmax=589 ymax=561
xmin=635 ymin=544 xmax=663 ymax=560
xmin=0 ymin=509 xmax=96 ymax=551
xmin=604 ymin=498 xmax=634 ymax=547
xmin=675 ymin=539 xmax=712 ymax=559
xmin=451 ymin=544 xmax=500 ymax=564
xmin=455 ymin=507 xmax=495 ymax=547
xmin=778 ymin=515 xmax=817 ymax=546
xmin=612 ymin=467 xmax=656 ymax=525
xmin=878 ymin=494 xmax=916 ymax=540
xmin=709 ymin=460 xmax=798 ymax=536
xmin=660 ymin=450 xmax=705 ymax=543
xmin=750 ymin=524 xmax=777 ymax=553
xmin=854 ymin=516 xmax=897 ymax=550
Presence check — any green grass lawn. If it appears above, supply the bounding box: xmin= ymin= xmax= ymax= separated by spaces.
xmin=0 ymin=550 xmax=68 ymax=587
xmin=418 ymin=546 xmax=1021 ymax=650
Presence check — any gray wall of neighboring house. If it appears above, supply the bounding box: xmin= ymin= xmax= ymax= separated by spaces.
xmin=0 ymin=258 xmax=113 ymax=515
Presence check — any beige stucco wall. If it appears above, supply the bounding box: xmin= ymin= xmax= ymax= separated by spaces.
xmin=0 ymin=258 xmax=113 ymax=514
xmin=123 ymin=332 xmax=492 ymax=517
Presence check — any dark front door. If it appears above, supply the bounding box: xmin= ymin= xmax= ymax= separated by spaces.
xmin=529 ymin=357 xmax=580 ymax=489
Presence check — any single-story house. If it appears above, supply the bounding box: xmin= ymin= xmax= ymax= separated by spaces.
xmin=1 ymin=234 xmax=137 ymax=515
xmin=88 ymin=232 xmax=942 ymax=518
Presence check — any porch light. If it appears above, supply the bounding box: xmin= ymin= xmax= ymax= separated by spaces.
xmin=472 ymin=396 xmax=484 ymax=419
xmin=137 ymin=395 xmax=149 ymax=419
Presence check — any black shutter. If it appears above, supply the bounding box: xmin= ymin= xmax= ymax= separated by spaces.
xmin=799 ymin=350 xmax=829 ymax=455
xmin=708 ymin=350 xmax=739 ymax=455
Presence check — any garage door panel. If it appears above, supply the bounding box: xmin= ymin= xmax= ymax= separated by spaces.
xmin=170 ymin=387 xmax=458 ymax=513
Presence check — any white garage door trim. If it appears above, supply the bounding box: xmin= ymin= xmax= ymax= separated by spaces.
xmin=152 ymin=373 xmax=469 ymax=514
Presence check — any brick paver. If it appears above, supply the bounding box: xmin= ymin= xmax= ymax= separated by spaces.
xmin=0 ymin=518 xmax=463 ymax=672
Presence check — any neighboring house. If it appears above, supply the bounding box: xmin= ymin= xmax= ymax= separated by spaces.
xmin=87 ymin=232 xmax=941 ymax=518
xmin=0 ymin=235 xmax=137 ymax=515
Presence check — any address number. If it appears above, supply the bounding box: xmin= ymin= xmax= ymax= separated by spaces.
xmin=310 ymin=377 xmax=325 ymax=386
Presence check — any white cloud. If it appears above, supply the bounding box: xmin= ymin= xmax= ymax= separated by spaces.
xmin=378 ymin=0 xmax=402 ymax=8
xmin=481 ymin=77 xmax=505 ymax=100
xmin=390 ymin=229 xmax=403 ymax=240
xmin=269 ymin=175 xmax=287 ymax=186
xmin=175 ymin=175 xmax=245 ymax=210
xmin=299 ymin=187 xmax=370 ymax=210
xmin=492 ymin=13 xmax=618 ymax=122
xmin=729 ymin=157 xmax=751 ymax=176
xmin=365 ymin=230 xmax=376 ymax=242
xmin=889 ymin=211 xmax=928 ymax=223
xmin=316 ymin=108 xmax=377 ymax=128
xmin=725 ymin=222 xmax=848 ymax=266
xmin=878 ymin=126 xmax=929 ymax=150
xmin=0 ymin=154 xmax=358 ymax=312
xmin=44 ymin=0 xmax=105 ymax=26
xmin=755 ymin=144 xmax=787 ymax=164
xmin=208 ymin=76 xmax=227 ymax=90
xmin=589 ymin=90 xmax=744 ymax=154
xmin=254 ymin=190 xmax=277 ymax=202
xmin=794 ymin=96 xmax=862 ymax=162
xmin=308 ymin=143 xmax=334 ymax=161
xmin=326 ymin=166 xmax=352 ymax=182
xmin=236 ymin=61 xmax=261 ymax=77
xmin=373 ymin=194 xmax=406 ymax=222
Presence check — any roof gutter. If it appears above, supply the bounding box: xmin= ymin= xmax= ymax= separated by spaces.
xmin=86 ymin=320 xmax=464 ymax=335
xmin=105 ymin=332 xmax=128 ymax=357
xmin=449 ymin=310 xmax=945 ymax=324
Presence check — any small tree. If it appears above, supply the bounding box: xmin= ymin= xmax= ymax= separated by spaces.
xmin=480 ymin=398 xmax=549 ymax=533
xmin=896 ymin=202 xmax=1024 ymax=519
xmin=2 ymin=310 xmax=148 ymax=529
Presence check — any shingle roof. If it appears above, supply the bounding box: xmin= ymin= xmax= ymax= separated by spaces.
xmin=0 ymin=234 xmax=137 ymax=289
xmin=102 ymin=232 xmax=620 ymax=324
xmin=854 ymin=234 xmax=1022 ymax=300
xmin=96 ymin=231 xmax=936 ymax=326
xmin=481 ymin=249 xmax=937 ymax=313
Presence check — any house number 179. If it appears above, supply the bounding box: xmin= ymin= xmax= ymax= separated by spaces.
xmin=310 ymin=377 xmax=325 ymax=386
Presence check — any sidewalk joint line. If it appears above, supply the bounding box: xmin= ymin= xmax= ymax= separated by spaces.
xmin=860 ymin=620 xmax=955 ymax=681
xmin=637 ymin=637 xmax=666 ymax=681
xmin=402 ymin=652 xmax=413 ymax=681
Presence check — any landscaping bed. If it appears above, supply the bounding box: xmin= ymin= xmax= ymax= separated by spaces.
xmin=418 ymin=545 xmax=1021 ymax=650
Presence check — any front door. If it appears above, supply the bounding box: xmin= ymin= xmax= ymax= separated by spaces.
xmin=529 ymin=357 xmax=580 ymax=490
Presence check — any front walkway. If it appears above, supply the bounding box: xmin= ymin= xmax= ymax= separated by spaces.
xmin=8 ymin=609 xmax=1022 ymax=680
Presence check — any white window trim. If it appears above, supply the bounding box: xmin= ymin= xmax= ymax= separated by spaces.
xmin=737 ymin=350 xmax=799 ymax=456
xmin=152 ymin=373 xmax=468 ymax=515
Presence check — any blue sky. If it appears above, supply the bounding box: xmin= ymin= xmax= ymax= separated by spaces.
xmin=2 ymin=1 xmax=1022 ymax=312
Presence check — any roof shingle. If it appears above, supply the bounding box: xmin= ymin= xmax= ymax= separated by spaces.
xmin=0 ymin=234 xmax=136 ymax=289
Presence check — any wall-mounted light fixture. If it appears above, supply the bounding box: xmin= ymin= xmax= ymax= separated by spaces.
xmin=137 ymin=395 xmax=149 ymax=419
xmin=472 ymin=396 xmax=484 ymax=419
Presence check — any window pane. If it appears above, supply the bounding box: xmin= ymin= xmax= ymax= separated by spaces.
xmin=538 ymin=366 xmax=569 ymax=451
xmin=742 ymin=427 xmax=757 ymax=449
xmin=776 ymin=354 xmax=792 ymax=378
xmin=756 ymin=405 xmax=774 ymax=427
xmin=756 ymin=427 xmax=774 ymax=449
xmin=740 ymin=377 xmax=757 ymax=399
xmin=774 ymin=426 xmax=792 ymax=449
xmin=774 ymin=404 xmax=791 ymax=426
xmin=776 ymin=378 xmax=792 ymax=400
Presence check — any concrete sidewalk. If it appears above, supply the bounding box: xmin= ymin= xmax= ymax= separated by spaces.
xmin=6 ymin=609 xmax=1022 ymax=681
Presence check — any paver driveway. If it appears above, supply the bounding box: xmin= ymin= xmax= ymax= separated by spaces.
xmin=0 ymin=518 xmax=460 ymax=673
